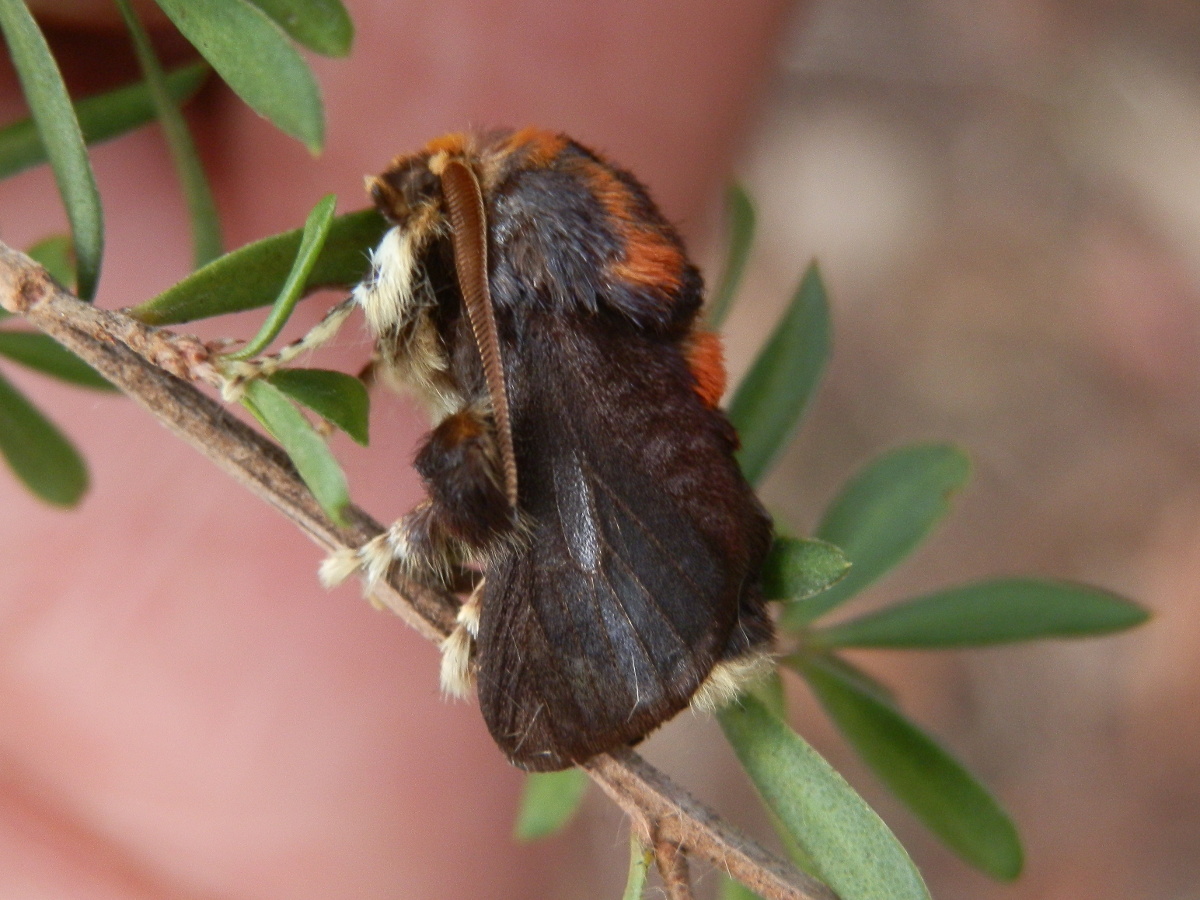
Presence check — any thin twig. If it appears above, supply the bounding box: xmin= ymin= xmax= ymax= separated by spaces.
xmin=654 ymin=836 xmax=693 ymax=900
xmin=0 ymin=241 xmax=836 ymax=900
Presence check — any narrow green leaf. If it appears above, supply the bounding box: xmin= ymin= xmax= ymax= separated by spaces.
xmin=0 ymin=331 xmax=115 ymax=390
xmin=0 ymin=0 xmax=103 ymax=298
xmin=786 ymin=650 xmax=895 ymax=706
xmin=816 ymin=578 xmax=1149 ymax=649
xmin=116 ymin=0 xmax=222 ymax=267
xmin=751 ymin=669 xmax=787 ymax=718
xmin=513 ymin=768 xmax=589 ymax=841
xmin=719 ymin=876 xmax=764 ymax=900
xmin=268 ymin=368 xmax=367 ymax=445
xmin=129 ymin=209 xmax=387 ymax=325
xmin=0 ymin=368 xmax=88 ymax=505
xmin=0 ymin=61 xmax=207 ymax=179
xmin=729 ymin=262 xmax=829 ymax=486
xmin=719 ymin=694 xmax=930 ymax=900
xmin=800 ymin=655 xmax=1023 ymax=880
xmin=621 ymin=832 xmax=654 ymax=900
xmin=25 ymin=234 xmax=75 ymax=290
xmin=241 ymin=379 xmax=349 ymax=523
xmin=707 ymin=184 xmax=756 ymax=329
xmin=247 ymin=0 xmax=353 ymax=56
xmin=226 ymin=193 xmax=337 ymax=360
xmin=782 ymin=444 xmax=972 ymax=629
xmin=763 ymin=536 xmax=851 ymax=601
xmin=154 ymin=0 xmax=324 ymax=152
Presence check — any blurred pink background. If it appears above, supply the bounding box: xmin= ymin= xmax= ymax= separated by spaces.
xmin=2 ymin=1 xmax=1197 ymax=898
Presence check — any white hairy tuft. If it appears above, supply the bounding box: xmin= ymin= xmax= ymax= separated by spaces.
xmin=439 ymin=625 xmax=476 ymax=698
xmin=457 ymin=580 xmax=484 ymax=637
xmin=689 ymin=652 xmax=776 ymax=714
xmin=319 ymin=547 xmax=361 ymax=588
xmin=360 ymin=530 xmax=398 ymax=590
xmin=356 ymin=226 xmax=419 ymax=336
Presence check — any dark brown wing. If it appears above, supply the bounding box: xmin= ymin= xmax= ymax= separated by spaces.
xmin=474 ymin=312 xmax=769 ymax=771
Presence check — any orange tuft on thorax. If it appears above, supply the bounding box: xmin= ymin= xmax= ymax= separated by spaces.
xmin=504 ymin=128 xmax=568 ymax=167
xmin=424 ymin=133 xmax=470 ymax=157
xmin=576 ymin=160 xmax=685 ymax=294
xmin=685 ymin=329 xmax=727 ymax=408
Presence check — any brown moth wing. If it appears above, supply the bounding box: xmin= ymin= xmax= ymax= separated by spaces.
xmin=474 ymin=311 xmax=771 ymax=771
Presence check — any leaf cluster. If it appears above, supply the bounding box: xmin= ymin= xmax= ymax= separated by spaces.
xmin=0 ymin=0 xmax=352 ymax=504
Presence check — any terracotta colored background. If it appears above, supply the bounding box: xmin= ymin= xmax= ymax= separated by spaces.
xmin=1 ymin=1 xmax=1196 ymax=898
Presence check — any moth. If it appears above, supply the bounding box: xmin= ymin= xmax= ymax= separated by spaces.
xmin=282 ymin=129 xmax=774 ymax=771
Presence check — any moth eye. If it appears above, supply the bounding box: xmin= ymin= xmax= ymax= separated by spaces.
xmin=402 ymin=166 xmax=440 ymax=207
xmin=373 ymin=159 xmax=441 ymax=223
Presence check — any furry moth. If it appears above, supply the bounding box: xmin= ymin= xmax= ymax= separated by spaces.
xmin=319 ymin=128 xmax=773 ymax=771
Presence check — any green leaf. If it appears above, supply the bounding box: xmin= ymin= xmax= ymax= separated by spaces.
xmin=0 ymin=0 xmax=103 ymax=298
xmin=154 ymin=0 xmax=324 ymax=152
xmin=786 ymin=650 xmax=895 ymax=706
xmin=0 ymin=368 xmax=88 ymax=506
xmin=751 ymin=669 xmax=787 ymax=718
xmin=815 ymin=578 xmax=1149 ymax=649
xmin=719 ymin=694 xmax=930 ymax=900
xmin=241 ymin=379 xmax=349 ymax=523
xmin=622 ymin=832 xmax=654 ymax=900
xmin=247 ymin=0 xmax=353 ymax=56
xmin=116 ymin=0 xmax=222 ymax=268
xmin=719 ymin=876 xmax=764 ymax=900
xmin=707 ymin=184 xmax=756 ymax=330
xmin=729 ymin=262 xmax=829 ymax=486
xmin=226 ymin=193 xmax=337 ymax=359
xmin=0 ymin=63 xmax=209 ymax=180
xmin=0 ymin=331 xmax=115 ymax=390
xmin=513 ymin=768 xmax=589 ymax=841
xmin=25 ymin=234 xmax=75 ymax=290
xmin=267 ymin=367 xmax=368 ymax=445
xmin=129 ymin=208 xmax=387 ymax=325
xmin=763 ymin=536 xmax=851 ymax=601
xmin=781 ymin=444 xmax=972 ymax=629
xmin=799 ymin=655 xmax=1023 ymax=880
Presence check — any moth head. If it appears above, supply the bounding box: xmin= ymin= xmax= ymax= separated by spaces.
xmin=358 ymin=136 xmax=519 ymax=501
xmin=358 ymin=135 xmax=496 ymax=338
xmin=365 ymin=133 xmax=488 ymax=227
xmin=356 ymin=146 xmax=457 ymax=342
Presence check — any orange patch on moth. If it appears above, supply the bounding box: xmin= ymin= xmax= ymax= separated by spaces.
xmin=684 ymin=329 xmax=727 ymax=408
xmin=580 ymin=161 xmax=684 ymax=293
xmin=615 ymin=233 xmax=686 ymax=292
xmin=424 ymin=133 xmax=469 ymax=157
xmin=440 ymin=410 xmax=486 ymax=447
xmin=504 ymin=127 xmax=567 ymax=167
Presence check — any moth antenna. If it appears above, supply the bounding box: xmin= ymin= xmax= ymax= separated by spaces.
xmin=439 ymin=160 xmax=519 ymax=510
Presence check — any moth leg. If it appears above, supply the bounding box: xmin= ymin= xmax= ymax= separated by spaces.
xmin=220 ymin=295 xmax=358 ymax=401
xmin=440 ymin=578 xmax=484 ymax=698
xmin=321 ymin=403 xmax=515 ymax=596
xmin=319 ymin=499 xmax=461 ymax=593
xmin=413 ymin=403 xmax=515 ymax=548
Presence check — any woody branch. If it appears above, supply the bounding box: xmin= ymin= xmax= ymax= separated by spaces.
xmin=0 ymin=241 xmax=836 ymax=900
